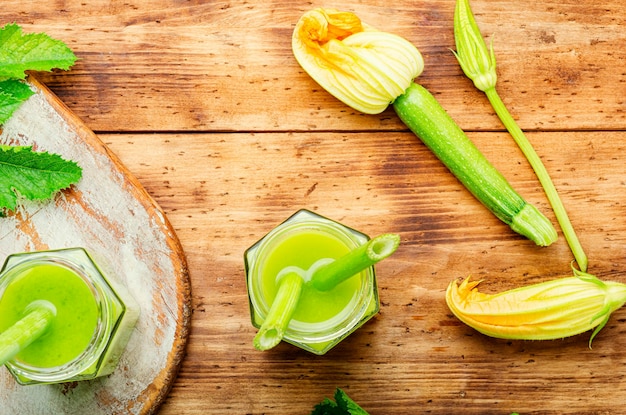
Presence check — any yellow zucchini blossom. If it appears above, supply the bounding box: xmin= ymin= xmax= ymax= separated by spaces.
xmin=446 ymin=270 xmax=626 ymax=346
xmin=292 ymin=8 xmax=424 ymax=114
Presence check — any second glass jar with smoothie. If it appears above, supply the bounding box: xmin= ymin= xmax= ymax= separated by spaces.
xmin=245 ymin=209 xmax=380 ymax=355
xmin=0 ymin=248 xmax=140 ymax=385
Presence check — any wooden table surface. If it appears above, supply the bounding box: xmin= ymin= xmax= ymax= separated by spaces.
xmin=2 ymin=1 xmax=626 ymax=414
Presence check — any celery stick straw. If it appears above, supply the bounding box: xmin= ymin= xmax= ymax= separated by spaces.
xmin=311 ymin=233 xmax=400 ymax=291
xmin=254 ymin=271 xmax=304 ymax=351
xmin=0 ymin=300 xmax=56 ymax=365
xmin=452 ymin=0 xmax=588 ymax=271
xmin=253 ymin=233 xmax=400 ymax=351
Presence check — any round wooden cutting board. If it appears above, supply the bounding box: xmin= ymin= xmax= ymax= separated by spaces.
xmin=0 ymin=76 xmax=191 ymax=415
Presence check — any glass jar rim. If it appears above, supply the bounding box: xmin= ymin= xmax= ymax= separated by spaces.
xmin=0 ymin=251 xmax=113 ymax=383
xmin=248 ymin=215 xmax=375 ymax=344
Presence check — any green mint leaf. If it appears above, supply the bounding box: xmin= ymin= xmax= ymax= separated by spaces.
xmin=0 ymin=90 xmax=25 ymax=124
xmin=0 ymin=23 xmax=77 ymax=80
xmin=0 ymin=146 xmax=82 ymax=212
xmin=334 ymin=389 xmax=370 ymax=415
xmin=0 ymin=79 xmax=34 ymax=99
xmin=311 ymin=398 xmax=342 ymax=415
xmin=0 ymin=79 xmax=34 ymax=123
xmin=0 ymin=23 xmax=76 ymax=125
xmin=310 ymin=389 xmax=370 ymax=415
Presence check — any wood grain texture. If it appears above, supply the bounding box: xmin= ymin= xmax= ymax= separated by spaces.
xmin=105 ymin=130 xmax=626 ymax=414
xmin=1 ymin=0 xmax=626 ymax=413
xmin=1 ymin=0 xmax=625 ymax=133
xmin=0 ymin=79 xmax=191 ymax=415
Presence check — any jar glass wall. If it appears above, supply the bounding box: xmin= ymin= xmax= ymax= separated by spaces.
xmin=0 ymin=248 xmax=139 ymax=385
xmin=245 ymin=210 xmax=379 ymax=354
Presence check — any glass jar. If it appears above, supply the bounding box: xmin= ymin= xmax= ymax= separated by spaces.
xmin=0 ymin=248 xmax=140 ymax=385
xmin=245 ymin=209 xmax=379 ymax=355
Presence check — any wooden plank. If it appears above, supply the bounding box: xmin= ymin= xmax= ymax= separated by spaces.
xmin=0 ymin=0 xmax=624 ymax=132
xmin=0 ymin=78 xmax=191 ymax=415
xmin=1 ymin=0 xmax=626 ymax=413
xmin=103 ymin=130 xmax=626 ymax=414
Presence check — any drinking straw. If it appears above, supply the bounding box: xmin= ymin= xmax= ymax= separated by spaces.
xmin=311 ymin=233 xmax=400 ymax=291
xmin=253 ymin=271 xmax=303 ymax=351
xmin=253 ymin=233 xmax=400 ymax=351
xmin=0 ymin=300 xmax=56 ymax=366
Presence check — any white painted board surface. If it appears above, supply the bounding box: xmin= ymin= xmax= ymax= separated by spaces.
xmin=0 ymin=77 xmax=191 ymax=415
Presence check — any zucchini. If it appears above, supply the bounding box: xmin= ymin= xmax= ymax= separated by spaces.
xmin=393 ymin=83 xmax=557 ymax=246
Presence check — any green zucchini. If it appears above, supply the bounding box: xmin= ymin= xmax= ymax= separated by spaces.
xmin=393 ymin=82 xmax=557 ymax=246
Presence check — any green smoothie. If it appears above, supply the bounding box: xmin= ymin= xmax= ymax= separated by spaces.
xmin=0 ymin=263 xmax=98 ymax=368
xmin=244 ymin=209 xmax=400 ymax=355
xmin=246 ymin=210 xmax=384 ymax=355
xmin=259 ymin=229 xmax=363 ymax=325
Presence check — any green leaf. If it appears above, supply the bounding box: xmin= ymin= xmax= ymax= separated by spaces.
xmin=334 ymin=389 xmax=370 ymax=415
xmin=0 ymin=79 xmax=34 ymax=123
xmin=0 ymin=146 xmax=82 ymax=212
xmin=311 ymin=398 xmax=343 ymax=415
xmin=310 ymin=389 xmax=370 ymax=415
xmin=0 ymin=90 xmax=25 ymax=124
xmin=0 ymin=23 xmax=77 ymax=80
xmin=0 ymin=79 xmax=34 ymax=100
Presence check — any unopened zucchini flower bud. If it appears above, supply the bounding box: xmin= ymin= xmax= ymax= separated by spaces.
xmin=451 ymin=0 xmax=588 ymax=270
xmin=452 ymin=0 xmax=497 ymax=92
xmin=292 ymin=8 xmax=424 ymax=114
xmin=446 ymin=270 xmax=626 ymax=347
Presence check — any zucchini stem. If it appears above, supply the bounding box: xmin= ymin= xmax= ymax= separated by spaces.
xmin=452 ymin=0 xmax=588 ymax=271
xmin=484 ymin=88 xmax=588 ymax=271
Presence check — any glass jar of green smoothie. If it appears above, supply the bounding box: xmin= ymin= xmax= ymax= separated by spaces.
xmin=0 ymin=248 xmax=140 ymax=385
xmin=245 ymin=210 xmax=381 ymax=355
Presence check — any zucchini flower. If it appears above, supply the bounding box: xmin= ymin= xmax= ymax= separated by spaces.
xmin=292 ymin=8 xmax=424 ymax=114
xmin=452 ymin=0 xmax=587 ymax=271
xmin=451 ymin=0 xmax=497 ymax=92
xmin=291 ymin=8 xmax=558 ymax=247
xmin=446 ymin=270 xmax=626 ymax=347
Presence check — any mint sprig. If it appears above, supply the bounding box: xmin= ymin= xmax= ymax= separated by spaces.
xmin=0 ymin=146 xmax=82 ymax=212
xmin=0 ymin=23 xmax=77 ymax=124
xmin=0 ymin=23 xmax=77 ymax=80
xmin=0 ymin=24 xmax=81 ymax=212
xmin=0 ymin=79 xmax=34 ymax=122
xmin=311 ymin=389 xmax=370 ymax=415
